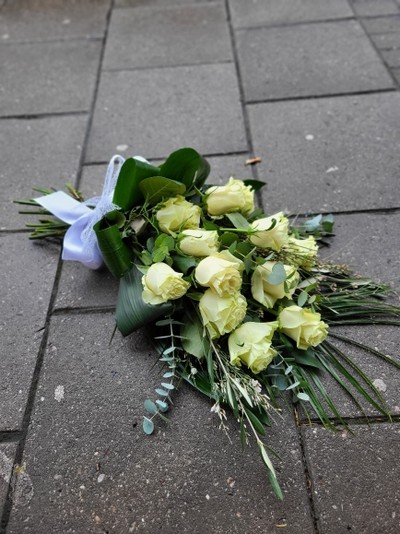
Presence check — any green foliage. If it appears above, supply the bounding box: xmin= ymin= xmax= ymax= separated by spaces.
xmin=112 ymin=158 xmax=161 ymax=210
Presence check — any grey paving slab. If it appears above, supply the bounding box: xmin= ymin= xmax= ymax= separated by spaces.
xmin=248 ymin=92 xmax=400 ymax=213
xmin=0 ymin=234 xmax=58 ymax=431
xmin=86 ymin=64 xmax=247 ymax=162
xmin=103 ymin=3 xmax=232 ymax=70
xmin=229 ymin=0 xmax=353 ymax=28
xmin=303 ymin=424 xmax=400 ymax=533
xmin=206 ymin=154 xmax=256 ymax=184
xmin=381 ymin=49 xmax=400 ymax=67
xmin=299 ymin=212 xmax=400 ymax=419
xmin=369 ymin=30 xmax=400 ymax=49
xmin=320 ymin=212 xmax=400 ymax=285
xmin=392 ymin=66 xmax=400 ymax=82
xmin=55 ymin=262 xmax=118 ymax=310
xmin=351 ymin=0 xmax=400 ymax=17
xmin=0 ymin=0 xmax=110 ymax=43
xmin=362 ymin=14 xmax=400 ymax=33
xmin=0 ymin=443 xmax=17 ymax=512
xmin=8 ymin=313 xmax=313 ymax=533
xmin=236 ymin=20 xmax=394 ymax=102
xmin=0 ymin=40 xmax=101 ymax=116
xmin=116 ymin=0 xmax=220 ymax=6
xmin=0 ymin=115 xmax=87 ymax=230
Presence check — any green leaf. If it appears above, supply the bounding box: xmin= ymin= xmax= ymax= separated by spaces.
xmin=226 ymin=212 xmax=251 ymax=229
xmin=181 ymin=316 xmax=209 ymax=359
xmin=171 ymin=254 xmax=197 ymax=274
xmin=220 ymin=232 xmax=238 ymax=247
xmin=244 ymin=407 xmax=266 ymax=436
xmin=93 ymin=215 xmax=134 ymax=278
xmin=159 ymin=147 xmax=210 ymax=189
xmin=116 ymin=265 xmax=173 ymax=336
xmin=139 ymin=176 xmax=186 ymax=206
xmin=267 ymin=262 xmax=287 ymax=285
xmin=113 ymin=158 xmax=161 ymax=210
xmin=243 ymin=179 xmax=266 ymax=191
xmin=144 ymin=399 xmax=158 ymax=414
xmin=143 ymin=417 xmax=154 ymax=435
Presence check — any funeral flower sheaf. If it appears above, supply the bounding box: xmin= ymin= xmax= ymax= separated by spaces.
xmin=16 ymin=147 xmax=400 ymax=500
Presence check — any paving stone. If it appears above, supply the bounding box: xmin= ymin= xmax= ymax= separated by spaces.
xmin=362 ymin=14 xmax=400 ymax=33
xmin=0 ymin=40 xmax=101 ymax=116
xmin=351 ymin=0 xmax=400 ymax=17
xmin=7 ymin=313 xmax=313 ymax=533
xmin=86 ymin=64 xmax=247 ymax=162
xmin=236 ymin=20 xmax=393 ymax=102
xmin=0 ymin=115 xmax=87 ymax=230
xmin=115 ymin=0 xmax=219 ymax=6
xmin=0 ymin=234 xmax=58 ymax=430
xmin=229 ymin=0 xmax=353 ymax=28
xmin=0 ymin=0 xmax=110 ymax=42
xmin=55 ymin=262 xmax=118 ymax=310
xmin=320 ymin=212 xmax=400 ymax=285
xmin=103 ymin=3 xmax=232 ymax=70
xmin=303 ymin=424 xmax=400 ymax=533
xmin=0 ymin=443 xmax=17 ymax=512
xmin=370 ymin=30 xmax=400 ymax=48
xmin=248 ymin=92 xmax=400 ymax=213
xmin=392 ymin=66 xmax=400 ymax=82
xmin=381 ymin=49 xmax=400 ymax=67
xmin=205 ymin=154 xmax=255 ymax=184
xmin=297 ymin=212 xmax=400 ymax=420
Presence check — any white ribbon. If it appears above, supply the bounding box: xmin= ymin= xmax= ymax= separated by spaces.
xmin=35 ymin=155 xmax=148 ymax=270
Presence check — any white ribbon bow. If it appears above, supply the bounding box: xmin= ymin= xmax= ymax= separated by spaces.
xmin=35 ymin=154 xmax=148 ymax=269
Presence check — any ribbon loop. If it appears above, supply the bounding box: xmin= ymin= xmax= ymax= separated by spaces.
xmin=35 ymin=154 xmax=127 ymax=270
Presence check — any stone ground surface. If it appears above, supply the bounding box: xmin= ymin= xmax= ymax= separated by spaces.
xmin=0 ymin=0 xmax=399 ymax=533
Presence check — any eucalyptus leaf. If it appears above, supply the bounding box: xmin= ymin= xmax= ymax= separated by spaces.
xmin=297 ymin=392 xmax=310 ymax=401
xmin=156 ymin=399 xmax=169 ymax=412
xmin=139 ymin=176 xmax=186 ymax=206
xmin=143 ymin=417 xmax=154 ymax=435
xmin=267 ymin=262 xmax=287 ymax=285
xmin=155 ymin=388 xmax=169 ymax=396
xmin=161 ymin=382 xmax=175 ymax=390
xmin=116 ymin=265 xmax=173 ymax=336
xmin=304 ymin=214 xmax=322 ymax=232
xmin=144 ymin=399 xmax=158 ymax=414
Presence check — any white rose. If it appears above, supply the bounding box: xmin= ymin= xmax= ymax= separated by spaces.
xmin=155 ymin=196 xmax=201 ymax=236
xmin=179 ymin=229 xmax=219 ymax=257
xmin=279 ymin=305 xmax=328 ymax=350
xmin=142 ymin=262 xmax=190 ymax=305
xmin=228 ymin=321 xmax=278 ymax=374
xmin=199 ymin=289 xmax=247 ymax=339
xmin=251 ymin=260 xmax=299 ymax=309
xmin=195 ymin=253 xmax=244 ymax=297
xmin=206 ymin=178 xmax=254 ymax=216
xmin=250 ymin=212 xmax=289 ymax=251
